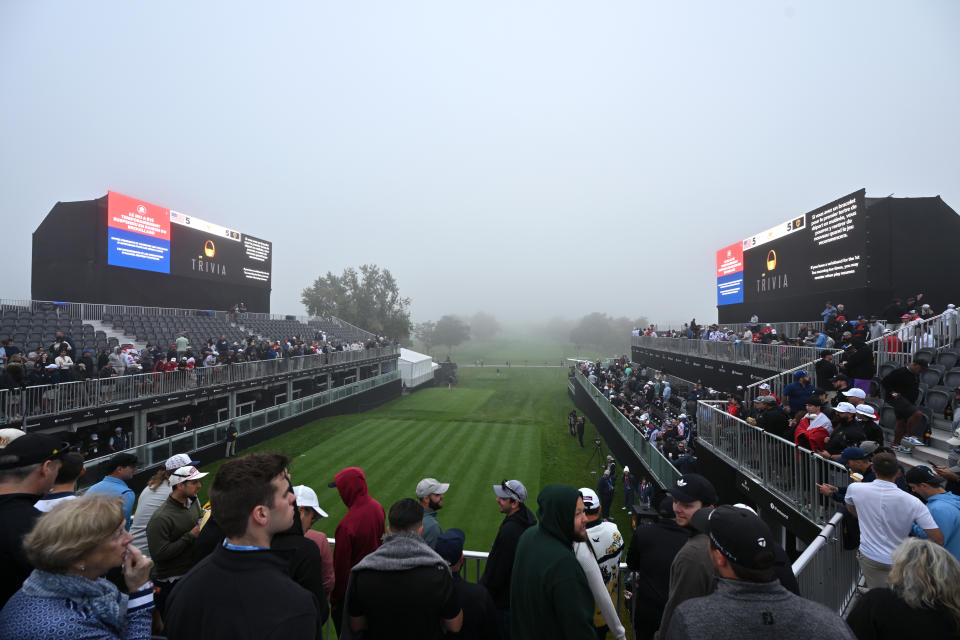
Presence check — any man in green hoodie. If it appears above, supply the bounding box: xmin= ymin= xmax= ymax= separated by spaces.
xmin=510 ymin=484 xmax=595 ymax=639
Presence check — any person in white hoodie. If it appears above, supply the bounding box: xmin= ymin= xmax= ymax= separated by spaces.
xmin=575 ymin=488 xmax=626 ymax=640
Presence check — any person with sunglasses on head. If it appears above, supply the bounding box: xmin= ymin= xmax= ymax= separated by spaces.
xmin=480 ymin=479 xmax=536 ymax=640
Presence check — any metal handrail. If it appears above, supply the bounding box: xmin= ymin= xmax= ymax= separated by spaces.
xmin=82 ymin=370 xmax=401 ymax=476
xmin=631 ymin=335 xmax=829 ymax=373
xmin=791 ymin=512 xmax=861 ymax=615
xmin=574 ymin=370 xmax=681 ymax=488
xmin=696 ymin=399 xmax=849 ymax=526
xmin=0 ymin=346 xmax=399 ymax=425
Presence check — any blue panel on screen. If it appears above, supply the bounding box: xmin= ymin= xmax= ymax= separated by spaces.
xmin=107 ymin=227 xmax=170 ymax=274
xmin=717 ymin=272 xmax=743 ymax=306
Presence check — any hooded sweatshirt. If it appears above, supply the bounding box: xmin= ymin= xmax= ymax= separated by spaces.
xmin=510 ymin=484 xmax=594 ymax=639
xmin=331 ymin=467 xmax=385 ymax=606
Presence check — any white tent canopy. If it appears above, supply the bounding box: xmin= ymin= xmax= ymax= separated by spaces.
xmin=399 ymin=348 xmax=438 ymax=389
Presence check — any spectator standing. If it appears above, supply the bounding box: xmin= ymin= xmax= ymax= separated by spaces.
xmin=882 ymin=359 xmax=928 ymax=453
xmin=656 ymin=474 xmax=718 ymax=638
xmin=108 ymin=427 xmax=128 ymax=453
xmin=782 ymin=370 xmax=814 ymax=417
xmin=416 ymin=477 xmax=450 ymax=549
xmin=224 ymin=421 xmax=238 ymax=458
xmin=0 ymin=433 xmax=66 ymax=609
xmin=752 ymin=395 xmax=790 ymax=440
xmin=597 ymin=469 xmax=615 ymax=520
xmin=627 ymin=497 xmax=689 ymax=640
xmin=638 ymin=476 xmax=654 ymax=508
xmin=845 ymin=453 xmax=943 ymax=588
xmin=175 ymin=333 xmax=189 ymax=360
xmin=846 ymin=538 xmax=960 ymax=639
xmin=33 ymin=451 xmax=85 ymax=512
xmin=480 ymin=479 xmax=536 ymax=640
xmin=345 ymin=498 xmax=462 ymax=638
xmin=622 ymin=465 xmax=636 ymax=511
xmin=146 ymin=465 xmax=207 ymax=615
xmin=164 ymin=453 xmax=318 ymax=640
xmin=576 ymin=416 xmax=586 ymax=447
xmin=294 ymin=484 xmax=335 ymax=597
xmin=904 ymin=465 xmax=960 ymax=562
xmin=130 ymin=454 xmax=198 ymax=553
xmin=510 ymin=484 xmax=595 ymax=639
xmin=662 ymin=506 xmax=854 ymax=640
xmin=85 ymin=453 xmax=138 ymax=529
xmin=576 ymin=488 xmax=626 ymax=640
xmin=435 ymin=528 xmax=500 ymax=640
xmin=329 ymin=466 xmax=385 ymax=636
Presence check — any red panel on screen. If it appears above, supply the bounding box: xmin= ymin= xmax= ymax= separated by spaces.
xmin=716 ymin=243 xmax=744 ymax=278
xmin=107 ymin=191 xmax=170 ymax=239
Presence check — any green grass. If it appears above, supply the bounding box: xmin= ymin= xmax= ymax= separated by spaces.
xmin=419 ymin=337 xmax=604 ymax=367
xmin=195 ymin=367 xmax=635 ymax=551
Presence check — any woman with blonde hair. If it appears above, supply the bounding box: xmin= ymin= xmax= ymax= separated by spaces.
xmin=847 ymin=537 xmax=960 ymax=638
xmin=0 ymin=495 xmax=154 ymax=639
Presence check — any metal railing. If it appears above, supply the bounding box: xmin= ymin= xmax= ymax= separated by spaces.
xmin=1 ymin=346 xmax=399 ymax=425
xmin=632 ymin=335 xmax=829 ymax=372
xmin=791 ymin=512 xmax=861 ymax=615
xmin=82 ymin=370 xmax=401 ymax=476
xmin=696 ymin=400 xmax=848 ymax=526
xmin=574 ymin=371 xmax=682 ymax=488
xmin=640 ymin=320 xmax=824 ymax=338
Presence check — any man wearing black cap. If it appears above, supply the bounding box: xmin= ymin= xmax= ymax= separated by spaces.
xmin=905 ymin=466 xmax=960 ymax=562
xmin=662 ymin=506 xmax=854 ymax=640
xmin=436 ymin=528 xmax=500 ymax=640
xmin=655 ymin=473 xmax=718 ymax=639
xmin=627 ymin=496 xmax=689 ymax=640
xmin=85 ymin=452 xmax=138 ymax=529
xmin=751 ymin=396 xmax=789 ymax=440
xmin=817 ymin=447 xmax=875 ymax=504
xmin=0 ymin=433 xmax=67 ymax=608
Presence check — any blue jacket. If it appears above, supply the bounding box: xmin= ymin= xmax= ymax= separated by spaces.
xmin=782 ymin=381 xmax=814 ymax=414
xmin=597 ymin=476 xmax=614 ymax=499
xmin=916 ymin=492 xmax=960 ymax=562
xmin=85 ymin=477 xmax=136 ymax=529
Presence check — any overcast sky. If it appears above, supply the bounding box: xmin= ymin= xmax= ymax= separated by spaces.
xmin=2 ymin=1 xmax=957 ymax=328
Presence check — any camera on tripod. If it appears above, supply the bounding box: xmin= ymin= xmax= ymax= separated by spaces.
xmin=593 ymin=438 xmax=602 ymax=446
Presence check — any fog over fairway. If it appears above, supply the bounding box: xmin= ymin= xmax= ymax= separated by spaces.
xmin=2 ymin=2 xmax=957 ymax=327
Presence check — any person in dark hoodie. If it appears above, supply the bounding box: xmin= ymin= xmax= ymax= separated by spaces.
xmin=509 ymin=484 xmax=595 ymax=640
xmin=272 ymin=490 xmax=331 ymax=631
xmin=480 ymin=479 xmax=537 ymax=640
xmin=329 ymin=466 xmax=385 ymax=636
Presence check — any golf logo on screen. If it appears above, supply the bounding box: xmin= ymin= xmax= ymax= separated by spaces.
xmin=204 ymin=240 xmax=216 ymax=258
xmin=757 ymin=249 xmax=788 ymax=294
xmin=192 ymin=238 xmax=226 ymax=277
xmin=766 ymin=250 xmax=777 ymax=271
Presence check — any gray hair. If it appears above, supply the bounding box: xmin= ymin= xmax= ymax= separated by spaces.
xmin=889 ymin=538 xmax=960 ymax=632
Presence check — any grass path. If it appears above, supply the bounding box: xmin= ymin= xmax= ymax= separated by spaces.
xmin=195 ymin=367 xmax=634 ymax=551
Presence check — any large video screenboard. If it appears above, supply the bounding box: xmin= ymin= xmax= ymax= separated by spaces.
xmin=716 ymin=190 xmax=866 ymax=307
xmin=106 ymin=191 xmax=271 ymax=288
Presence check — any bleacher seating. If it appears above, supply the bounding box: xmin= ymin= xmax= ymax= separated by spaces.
xmin=0 ymin=306 xmax=104 ymax=354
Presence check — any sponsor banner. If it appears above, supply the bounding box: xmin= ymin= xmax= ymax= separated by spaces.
xmin=631 ymin=346 xmax=773 ymax=392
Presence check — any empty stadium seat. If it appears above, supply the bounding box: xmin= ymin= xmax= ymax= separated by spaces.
xmin=923 ymin=364 xmax=945 ymax=387
xmin=878 ymin=362 xmax=897 ymax=379
xmin=937 ymin=349 xmax=960 ymax=371
xmin=914 ymin=348 xmax=936 ymax=364
xmin=945 ymin=367 xmax=960 ymax=389
xmin=880 ymin=405 xmax=897 ymax=430
xmin=925 ymin=386 xmax=953 ymax=416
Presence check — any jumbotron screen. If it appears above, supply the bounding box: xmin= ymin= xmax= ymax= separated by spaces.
xmin=106 ymin=190 xmax=272 ymax=288
xmin=716 ymin=189 xmax=866 ymax=306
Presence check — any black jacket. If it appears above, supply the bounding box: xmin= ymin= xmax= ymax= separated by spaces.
xmin=0 ymin=494 xmax=42 ymax=610
xmin=480 ymin=503 xmax=536 ymax=609
xmin=272 ymin=517 xmax=330 ymax=626
xmin=626 ymin=519 xmax=690 ymax=630
xmin=756 ymin=406 xmax=790 ymax=440
xmin=843 ymin=347 xmax=875 ymax=380
xmin=165 ymin=545 xmax=318 ymax=640
xmin=452 ymin=573 xmax=501 ymax=640
xmin=882 ymin=367 xmax=920 ymax=404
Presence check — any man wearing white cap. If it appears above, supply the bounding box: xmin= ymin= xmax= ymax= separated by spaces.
xmin=146 ymin=465 xmax=208 ymax=614
xmin=841 ymin=387 xmax=867 ymax=407
xmin=576 ymin=488 xmax=626 ymax=640
xmin=293 ymin=484 xmax=335 ymax=597
xmin=854 ymin=405 xmax=885 ymax=444
xmin=130 ymin=453 xmax=199 ymax=553
xmin=415 ymin=477 xmax=450 ymax=549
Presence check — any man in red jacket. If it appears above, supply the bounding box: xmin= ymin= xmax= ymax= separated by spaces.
xmin=329 ymin=466 xmax=385 ymax=635
xmin=793 ymin=398 xmax=832 ymax=455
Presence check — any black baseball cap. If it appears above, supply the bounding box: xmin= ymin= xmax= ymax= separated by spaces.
xmin=667 ymin=473 xmax=718 ymax=505
xmin=107 ymin=452 xmax=138 ymax=469
xmin=435 ymin=528 xmax=466 ymax=566
xmin=0 ymin=433 xmax=69 ymax=470
xmin=830 ymin=374 xmax=849 ymax=383
xmin=705 ymin=505 xmax=776 ymax=570
xmin=804 ymin=397 xmax=824 ymax=407
xmin=904 ymin=465 xmax=945 ymax=487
